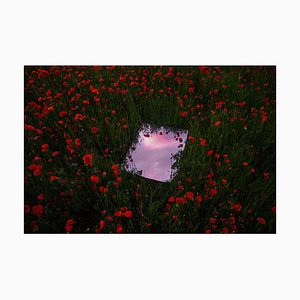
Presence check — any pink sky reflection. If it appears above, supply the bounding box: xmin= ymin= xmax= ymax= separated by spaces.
xmin=125 ymin=124 xmax=188 ymax=182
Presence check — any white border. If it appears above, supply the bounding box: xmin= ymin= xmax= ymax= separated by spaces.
xmin=1 ymin=1 xmax=300 ymax=299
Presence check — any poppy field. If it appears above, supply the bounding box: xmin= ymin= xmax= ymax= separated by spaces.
xmin=24 ymin=66 xmax=276 ymax=233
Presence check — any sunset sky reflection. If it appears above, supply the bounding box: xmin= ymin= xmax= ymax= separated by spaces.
xmin=124 ymin=124 xmax=188 ymax=182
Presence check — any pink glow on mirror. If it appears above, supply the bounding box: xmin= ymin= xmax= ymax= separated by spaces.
xmin=124 ymin=124 xmax=188 ymax=182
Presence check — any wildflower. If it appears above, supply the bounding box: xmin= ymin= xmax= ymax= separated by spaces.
xmin=242 ymin=162 xmax=249 ymax=167
xmin=210 ymin=188 xmax=217 ymax=197
xmin=180 ymin=111 xmax=188 ymax=117
xmin=168 ymin=196 xmax=175 ymax=203
xmin=83 ymin=154 xmax=93 ymax=166
xmin=99 ymin=186 xmax=108 ymax=193
xmin=124 ymin=210 xmax=133 ymax=219
xmin=116 ymin=224 xmax=123 ymax=233
xmin=257 ymin=217 xmax=266 ymax=224
xmin=32 ymin=205 xmax=43 ymax=216
xmin=196 ymin=195 xmax=203 ymax=203
xmin=112 ymin=164 xmax=119 ymax=176
xmin=74 ymin=138 xmax=81 ymax=147
xmin=215 ymin=121 xmax=221 ymax=126
xmin=207 ymin=149 xmax=214 ymax=156
xmin=65 ymin=219 xmax=76 ymax=233
xmin=50 ymin=176 xmax=58 ymax=181
xmin=28 ymin=164 xmax=43 ymax=175
xmin=114 ymin=211 xmax=123 ymax=217
xmin=91 ymin=127 xmax=98 ymax=133
xmin=229 ymin=216 xmax=235 ymax=224
xmin=232 ymin=204 xmax=242 ymax=212
xmin=176 ymin=197 xmax=185 ymax=204
xmin=90 ymin=175 xmax=99 ymax=183
xmin=59 ymin=111 xmax=67 ymax=117
xmin=200 ymin=139 xmax=207 ymax=146
xmin=188 ymin=136 xmax=196 ymax=143
xmin=99 ymin=220 xmax=105 ymax=231
xmin=185 ymin=192 xmax=194 ymax=200
xmin=37 ymin=194 xmax=44 ymax=201
xmin=41 ymin=144 xmax=49 ymax=152
xmin=24 ymin=205 xmax=30 ymax=214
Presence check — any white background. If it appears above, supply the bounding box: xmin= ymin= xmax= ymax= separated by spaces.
xmin=0 ymin=0 xmax=299 ymax=299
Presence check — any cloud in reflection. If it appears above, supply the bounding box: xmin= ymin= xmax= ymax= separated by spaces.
xmin=125 ymin=124 xmax=188 ymax=182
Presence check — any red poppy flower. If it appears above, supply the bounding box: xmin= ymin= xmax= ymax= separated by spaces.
xmin=180 ymin=111 xmax=188 ymax=117
xmin=210 ymin=188 xmax=217 ymax=197
xmin=200 ymin=139 xmax=207 ymax=147
xmin=229 ymin=216 xmax=235 ymax=224
xmin=65 ymin=219 xmax=76 ymax=233
xmin=33 ymin=169 xmax=42 ymax=176
xmin=41 ymin=144 xmax=49 ymax=152
xmin=176 ymin=197 xmax=185 ymax=204
xmin=215 ymin=121 xmax=221 ymax=126
xmin=37 ymin=194 xmax=44 ymax=201
xmin=209 ymin=218 xmax=216 ymax=224
xmin=188 ymin=136 xmax=196 ymax=143
xmin=242 ymin=162 xmax=249 ymax=167
xmin=50 ymin=176 xmax=58 ymax=181
xmin=116 ymin=224 xmax=123 ymax=233
xmin=185 ymin=192 xmax=194 ymax=200
xmin=196 ymin=195 xmax=203 ymax=203
xmin=232 ymin=204 xmax=242 ymax=212
xmin=168 ymin=196 xmax=175 ymax=203
xmin=24 ymin=205 xmax=30 ymax=214
xmin=114 ymin=211 xmax=123 ymax=217
xmin=223 ymin=227 xmax=229 ymax=233
xmin=99 ymin=186 xmax=108 ymax=193
xmin=90 ymin=175 xmax=99 ymax=183
xmin=91 ymin=127 xmax=98 ymax=133
xmin=124 ymin=210 xmax=133 ymax=218
xmin=99 ymin=220 xmax=105 ymax=231
xmin=257 ymin=217 xmax=266 ymax=224
xmin=28 ymin=164 xmax=42 ymax=172
xmin=112 ymin=164 xmax=120 ymax=175
xmin=83 ymin=154 xmax=93 ymax=167
xmin=32 ymin=205 xmax=43 ymax=216
xmin=207 ymin=149 xmax=214 ymax=156
xmin=74 ymin=138 xmax=81 ymax=147
xmin=59 ymin=111 xmax=67 ymax=117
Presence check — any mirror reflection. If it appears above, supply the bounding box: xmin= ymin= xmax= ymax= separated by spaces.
xmin=124 ymin=124 xmax=188 ymax=182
